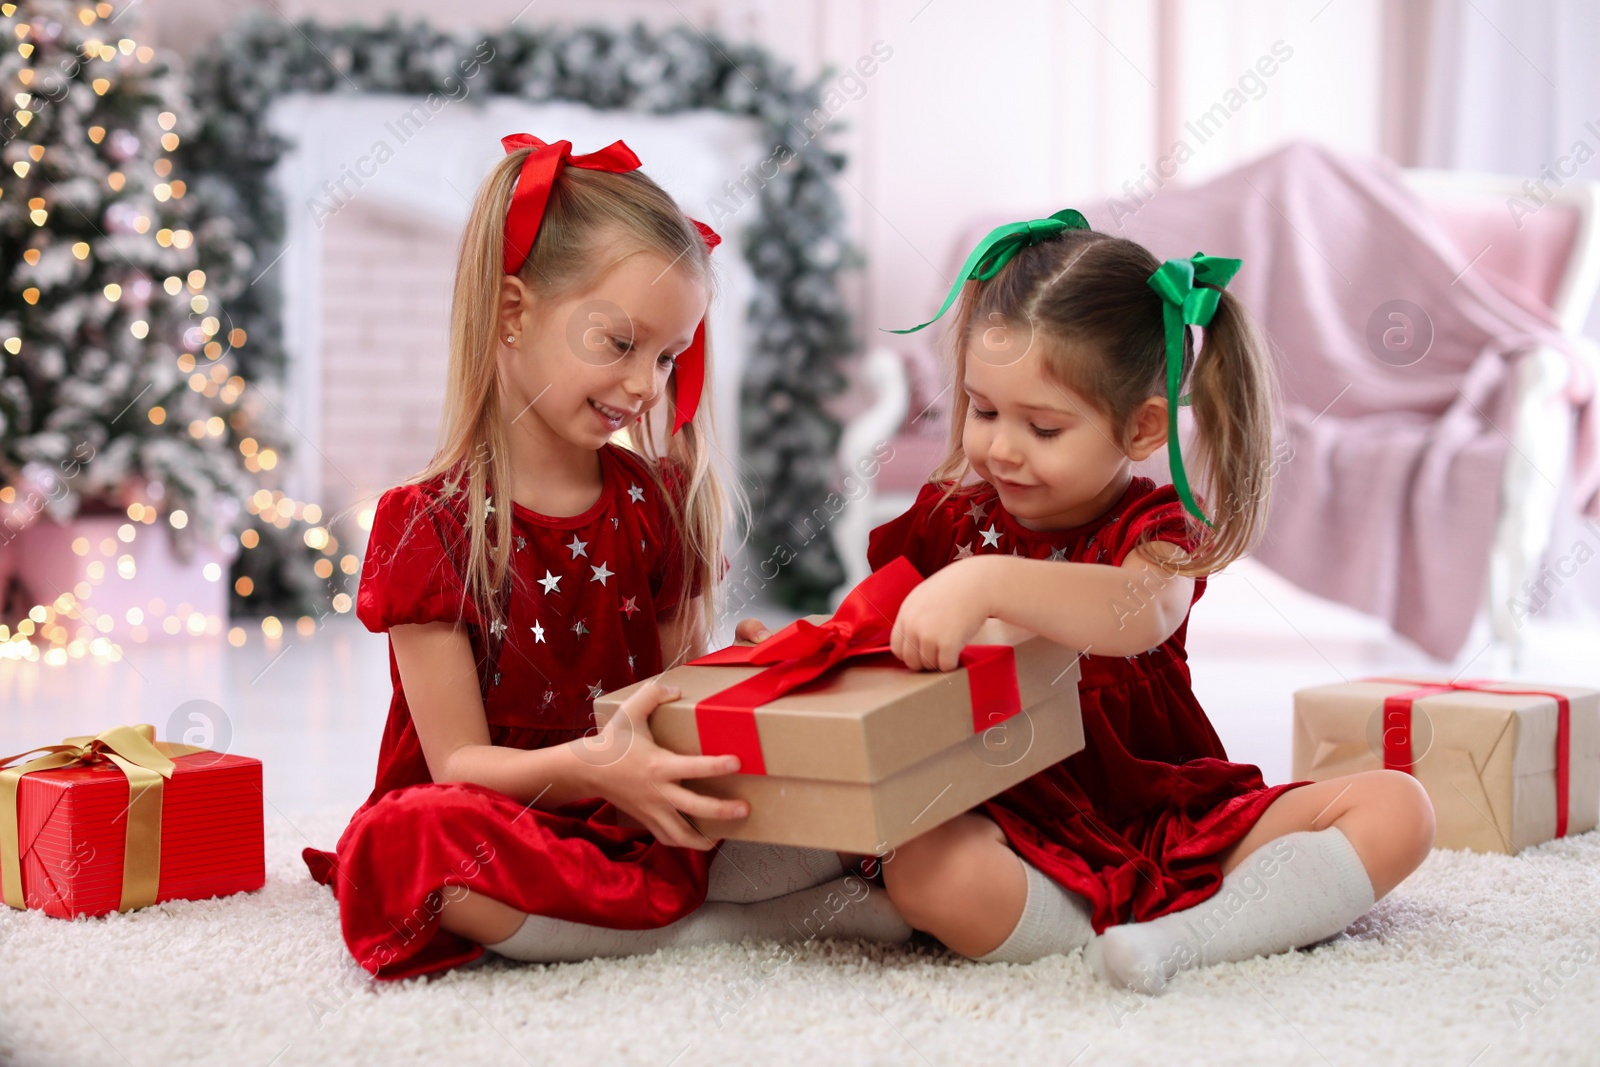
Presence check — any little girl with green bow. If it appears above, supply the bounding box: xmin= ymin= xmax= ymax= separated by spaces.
xmin=739 ymin=210 xmax=1435 ymax=993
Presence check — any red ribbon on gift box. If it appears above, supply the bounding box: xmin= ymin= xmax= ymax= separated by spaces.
xmin=688 ymin=557 xmax=1022 ymax=775
xmin=1365 ymin=676 xmax=1572 ymax=838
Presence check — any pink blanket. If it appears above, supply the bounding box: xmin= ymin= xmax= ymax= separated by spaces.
xmin=946 ymin=142 xmax=1595 ymax=659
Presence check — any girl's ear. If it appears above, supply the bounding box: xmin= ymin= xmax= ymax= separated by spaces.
xmin=1124 ymin=396 xmax=1168 ymax=461
xmin=497 ymin=274 xmax=533 ymax=342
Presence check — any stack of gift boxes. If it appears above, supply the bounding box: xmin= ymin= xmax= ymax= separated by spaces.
xmin=595 ymin=559 xmax=1087 ymax=852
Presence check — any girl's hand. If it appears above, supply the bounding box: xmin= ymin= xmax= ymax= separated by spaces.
xmin=580 ymin=681 xmax=750 ymax=850
xmin=889 ymin=559 xmax=994 ymax=672
xmin=733 ymin=618 xmax=773 ymax=644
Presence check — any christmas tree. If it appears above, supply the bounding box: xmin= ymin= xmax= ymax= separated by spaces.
xmin=0 ymin=0 xmax=322 ymax=646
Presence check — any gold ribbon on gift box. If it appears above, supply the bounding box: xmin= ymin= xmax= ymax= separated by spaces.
xmin=0 ymin=724 xmax=205 ymax=913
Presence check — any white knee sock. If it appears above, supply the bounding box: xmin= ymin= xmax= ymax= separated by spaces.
xmin=706 ymin=840 xmax=846 ymax=903
xmin=972 ymin=857 xmax=1096 ymax=964
xmin=1085 ymin=827 xmax=1376 ymax=994
xmin=484 ymin=874 xmax=912 ymax=963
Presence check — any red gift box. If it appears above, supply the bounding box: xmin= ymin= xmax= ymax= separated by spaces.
xmin=1 ymin=724 xmax=264 ymax=918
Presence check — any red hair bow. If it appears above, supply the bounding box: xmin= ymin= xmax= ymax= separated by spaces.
xmin=500 ymin=133 xmax=718 ymax=436
xmin=500 ymin=134 xmax=641 ymax=273
xmin=673 ymin=217 xmax=721 ymax=434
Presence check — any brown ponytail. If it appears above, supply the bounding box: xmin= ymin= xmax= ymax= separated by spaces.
xmin=1175 ymin=286 xmax=1280 ymax=576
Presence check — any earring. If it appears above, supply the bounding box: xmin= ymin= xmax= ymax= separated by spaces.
xmin=505 ymin=335 xmax=515 ymax=344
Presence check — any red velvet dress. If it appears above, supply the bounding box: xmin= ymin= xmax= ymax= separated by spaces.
xmin=867 ymin=476 xmax=1312 ymax=933
xmin=302 ymin=444 xmax=712 ymax=980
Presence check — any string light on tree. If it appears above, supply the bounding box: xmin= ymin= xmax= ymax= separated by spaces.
xmin=0 ymin=1 xmax=334 ymax=664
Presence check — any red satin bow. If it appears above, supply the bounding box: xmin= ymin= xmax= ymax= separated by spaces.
xmin=672 ymin=218 xmax=721 ymax=435
xmin=500 ymin=133 xmax=718 ymax=435
xmin=501 ymin=134 xmax=642 ymax=274
xmin=688 ymin=557 xmax=1021 ymax=774
xmin=1367 ymin=676 xmax=1573 ymax=838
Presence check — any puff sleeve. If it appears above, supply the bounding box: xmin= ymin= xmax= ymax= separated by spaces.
xmin=866 ymin=482 xmax=962 ymax=579
xmin=356 ymin=483 xmax=482 ymax=632
xmin=1105 ymin=483 xmax=1204 ymax=567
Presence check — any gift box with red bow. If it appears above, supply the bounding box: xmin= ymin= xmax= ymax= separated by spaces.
xmin=1 ymin=724 xmax=265 ymax=918
xmin=594 ymin=557 xmax=1085 ymax=853
xmin=1292 ymin=677 xmax=1600 ymax=854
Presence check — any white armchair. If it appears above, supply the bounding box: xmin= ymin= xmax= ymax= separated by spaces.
xmin=1400 ymin=170 xmax=1600 ymax=665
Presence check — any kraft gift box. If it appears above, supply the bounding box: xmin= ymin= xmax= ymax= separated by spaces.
xmin=596 ymin=610 xmax=1084 ymax=854
xmin=1292 ymin=677 xmax=1600 ymax=854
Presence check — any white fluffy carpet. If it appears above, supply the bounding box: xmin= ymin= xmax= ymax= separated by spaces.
xmin=4 ymin=813 xmax=1600 ymax=1067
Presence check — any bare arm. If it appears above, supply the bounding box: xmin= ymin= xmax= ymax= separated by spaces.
xmin=890 ymin=540 xmax=1197 ymax=671
xmin=966 ymin=541 xmax=1195 ymax=658
xmin=389 ymin=621 xmax=598 ymax=810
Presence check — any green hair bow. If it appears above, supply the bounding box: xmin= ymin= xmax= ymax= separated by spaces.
xmin=885 ymin=209 xmax=1092 ymax=335
xmin=1146 ymin=252 xmax=1242 ymax=529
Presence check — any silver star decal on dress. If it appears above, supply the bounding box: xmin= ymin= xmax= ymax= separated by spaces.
xmin=628 ymin=484 xmax=646 ymax=503
xmin=1049 ymin=546 xmax=1069 ymax=561
xmin=955 ymin=542 xmax=975 ymax=559
xmin=621 ymin=596 xmax=639 ymax=618
xmin=485 ymin=496 xmax=495 ymax=516
xmin=980 ymin=524 xmax=1002 ymax=548
xmin=489 ymin=618 xmax=506 ymax=638
xmin=492 ymin=671 xmax=501 ymax=687
xmin=1011 ymin=547 xmax=1023 ymax=556
xmin=571 ymin=619 xmax=589 ymax=637
xmin=566 ymin=535 xmax=588 ymax=558
xmin=542 ymin=689 xmax=555 ymax=707
xmin=591 ymin=561 xmax=613 ymax=586
xmin=515 ymin=535 xmax=526 ymax=551
xmin=965 ymin=500 xmax=987 ymax=523
xmin=531 ymin=620 xmax=545 ymax=643
xmin=639 ymin=538 xmax=647 ymax=553
xmin=627 ymin=654 xmax=636 ymax=672
xmin=611 ymin=517 xmax=620 ymax=529
xmin=588 ymin=680 xmax=604 ymax=700
xmin=538 ymin=570 xmax=561 ymax=594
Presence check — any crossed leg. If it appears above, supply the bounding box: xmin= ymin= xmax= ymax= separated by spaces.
xmin=1214 ymin=769 xmax=1436 ymax=898
xmin=1078 ymin=769 xmax=1437 ymax=990
xmin=880 ymin=768 xmax=1437 ymax=962
xmin=879 ymin=812 xmax=1029 ymax=957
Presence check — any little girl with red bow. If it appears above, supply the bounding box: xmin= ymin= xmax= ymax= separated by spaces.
xmin=302 ymin=135 xmax=908 ymax=980
xmin=748 ymin=210 xmax=1436 ymax=993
